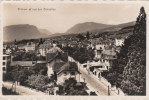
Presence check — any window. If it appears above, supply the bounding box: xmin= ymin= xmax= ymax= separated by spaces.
xmin=3 ymin=62 xmax=6 ymax=66
xmin=3 ymin=67 xmax=6 ymax=71
xmin=64 ymin=72 xmax=67 ymax=76
xmin=107 ymin=66 xmax=109 ymax=70
xmin=3 ymin=57 xmax=5 ymax=60
xmin=83 ymin=65 xmax=87 ymax=68
xmin=70 ymin=72 xmax=75 ymax=75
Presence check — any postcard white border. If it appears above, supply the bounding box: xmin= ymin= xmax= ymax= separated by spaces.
xmin=0 ymin=0 xmax=149 ymax=100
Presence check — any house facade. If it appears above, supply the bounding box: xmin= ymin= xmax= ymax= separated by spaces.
xmin=115 ymin=38 xmax=124 ymax=46
xmin=46 ymin=46 xmax=80 ymax=84
xmin=2 ymin=54 xmax=11 ymax=73
xmin=56 ymin=62 xmax=80 ymax=85
xmin=25 ymin=42 xmax=36 ymax=52
xmin=95 ymin=43 xmax=105 ymax=50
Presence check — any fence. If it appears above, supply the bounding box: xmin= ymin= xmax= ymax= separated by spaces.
xmin=99 ymin=76 xmax=125 ymax=95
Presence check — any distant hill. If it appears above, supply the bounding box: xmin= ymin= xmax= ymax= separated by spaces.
xmin=105 ymin=21 xmax=135 ymax=31
xmin=66 ymin=22 xmax=113 ymax=33
xmin=38 ymin=29 xmax=52 ymax=35
xmin=48 ymin=33 xmax=64 ymax=38
xmin=3 ymin=24 xmax=49 ymax=42
xmin=91 ymin=21 xmax=135 ymax=32
xmin=66 ymin=21 xmax=135 ymax=34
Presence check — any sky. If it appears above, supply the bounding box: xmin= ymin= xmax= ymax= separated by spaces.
xmin=2 ymin=2 xmax=148 ymax=34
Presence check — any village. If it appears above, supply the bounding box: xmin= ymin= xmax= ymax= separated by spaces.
xmin=1 ymin=2 xmax=146 ymax=96
xmin=2 ymin=33 xmax=126 ymax=96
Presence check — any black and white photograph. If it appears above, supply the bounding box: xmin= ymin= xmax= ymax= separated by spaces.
xmin=1 ymin=1 xmax=148 ymax=97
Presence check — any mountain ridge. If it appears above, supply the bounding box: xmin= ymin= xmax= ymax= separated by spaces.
xmin=3 ymin=24 xmax=49 ymax=42
xmin=66 ymin=22 xmax=114 ymax=33
xmin=65 ymin=21 xmax=135 ymax=34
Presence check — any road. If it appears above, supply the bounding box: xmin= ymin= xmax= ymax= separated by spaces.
xmin=79 ymin=67 xmax=118 ymax=96
xmin=2 ymin=82 xmax=47 ymax=95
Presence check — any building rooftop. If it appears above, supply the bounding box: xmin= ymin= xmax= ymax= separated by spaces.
xmin=47 ymin=47 xmax=63 ymax=53
xmin=46 ymin=52 xmax=59 ymax=63
xmin=10 ymin=61 xmax=35 ymax=67
xmin=102 ymin=50 xmax=116 ymax=56
xmin=39 ymin=43 xmax=53 ymax=49
xmin=46 ymin=52 xmax=68 ymax=63
xmin=57 ymin=62 xmax=79 ymax=75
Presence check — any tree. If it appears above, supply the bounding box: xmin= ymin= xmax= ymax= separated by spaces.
xmin=86 ymin=31 xmax=90 ymax=40
xmin=27 ymin=75 xmax=50 ymax=91
xmin=57 ymin=78 xmax=88 ymax=95
xmin=31 ymin=63 xmax=47 ymax=75
xmin=14 ymin=39 xmax=17 ymax=45
xmin=39 ymin=38 xmax=44 ymax=44
xmin=120 ymin=7 xmax=146 ymax=95
xmin=76 ymin=34 xmax=85 ymax=41
xmin=102 ymin=7 xmax=146 ymax=95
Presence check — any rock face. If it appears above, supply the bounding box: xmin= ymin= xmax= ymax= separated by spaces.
xmin=3 ymin=24 xmax=49 ymax=42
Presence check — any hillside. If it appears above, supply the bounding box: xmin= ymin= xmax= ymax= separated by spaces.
xmin=66 ymin=21 xmax=135 ymax=34
xmin=91 ymin=21 xmax=135 ymax=32
xmin=38 ymin=29 xmax=52 ymax=35
xmin=3 ymin=24 xmax=48 ymax=42
xmin=66 ymin=22 xmax=113 ymax=33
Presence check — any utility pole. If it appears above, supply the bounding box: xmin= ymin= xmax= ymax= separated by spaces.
xmin=108 ymin=85 xmax=110 ymax=96
xmin=78 ymin=62 xmax=80 ymax=83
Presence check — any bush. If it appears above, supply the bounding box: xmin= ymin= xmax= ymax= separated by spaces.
xmin=27 ymin=75 xmax=50 ymax=91
xmin=57 ymin=78 xmax=89 ymax=95
xmin=2 ymin=87 xmax=19 ymax=95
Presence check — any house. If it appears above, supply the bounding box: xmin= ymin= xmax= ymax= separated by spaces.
xmin=47 ymin=46 xmax=63 ymax=54
xmin=101 ymin=49 xmax=117 ymax=68
xmin=10 ymin=61 xmax=35 ymax=69
xmin=61 ymin=42 xmax=68 ymax=48
xmin=87 ymin=49 xmax=117 ymax=77
xmin=68 ymin=56 xmax=75 ymax=62
xmin=3 ymin=44 xmax=7 ymax=50
xmin=94 ymin=43 xmax=106 ymax=59
xmin=87 ymin=43 xmax=94 ymax=50
xmin=46 ymin=48 xmax=80 ymax=84
xmin=94 ymin=49 xmax=102 ymax=59
xmin=95 ymin=43 xmax=105 ymax=50
xmin=46 ymin=52 xmax=68 ymax=77
xmin=39 ymin=43 xmax=53 ymax=56
xmin=17 ymin=42 xmax=36 ymax=52
xmin=102 ymin=50 xmax=117 ymax=60
xmin=25 ymin=42 xmax=36 ymax=52
xmin=38 ymin=40 xmax=63 ymax=56
xmin=17 ymin=44 xmax=26 ymax=50
xmin=2 ymin=54 xmax=11 ymax=73
xmin=115 ymin=38 xmax=124 ymax=46
xmin=10 ymin=44 xmax=18 ymax=51
xmin=87 ymin=58 xmax=111 ymax=79
xmin=115 ymin=46 xmax=121 ymax=53
xmin=5 ymin=48 xmax=12 ymax=55
xmin=55 ymin=62 xmax=80 ymax=85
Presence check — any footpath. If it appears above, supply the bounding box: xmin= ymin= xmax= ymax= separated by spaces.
xmin=2 ymin=82 xmax=47 ymax=95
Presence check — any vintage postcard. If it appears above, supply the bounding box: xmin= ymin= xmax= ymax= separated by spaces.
xmin=0 ymin=0 xmax=149 ymax=100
